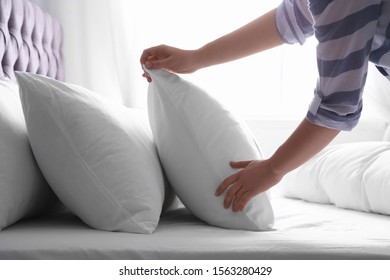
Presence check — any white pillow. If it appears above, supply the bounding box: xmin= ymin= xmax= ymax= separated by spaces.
xmin=363 ymin=150 xmax=390 ymax=214
xmin=17 ymin=72 xmax=166 ymax=233
xmin=282 ymin=142 xmax=390 ymax=215
xmin=383 ymin=125 xmax=390 ymax=141
xmin=146 ymin=69 xmax=274 ymax=231
xmin=0 ymin=79 xmax=57 ymax=231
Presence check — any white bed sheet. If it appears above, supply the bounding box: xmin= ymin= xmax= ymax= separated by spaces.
xmin=1 ymin=194 xmax=389 ymax=260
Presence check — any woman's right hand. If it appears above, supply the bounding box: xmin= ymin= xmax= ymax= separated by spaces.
xmin=140 ymin=45 xmax=199 ymax=82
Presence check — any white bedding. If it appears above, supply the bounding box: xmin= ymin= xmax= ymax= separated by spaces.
xmin=1 ymin=193 xmax=389 ymax=260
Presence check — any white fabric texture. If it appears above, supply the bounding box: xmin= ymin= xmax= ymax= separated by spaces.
xmin=146 ymin=69 xmax=274 ymax=231
xmin=36 ymin=0 xmax=133 ymax=105
xmin=383 ymin=124 xmax=390 ymax=141
xmin=0 ymin=79 xmax=57 ymax=231
xmin=282 ymin=141 xmax=390 ymax=215
xmin=16 ymin=72 xmax=166 ymax=233
xmin=1 ymin=194 xmax=390 ymax=260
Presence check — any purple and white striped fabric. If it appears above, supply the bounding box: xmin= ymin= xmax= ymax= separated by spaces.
xmin=276 ymin=0 xmax=390 ymax=130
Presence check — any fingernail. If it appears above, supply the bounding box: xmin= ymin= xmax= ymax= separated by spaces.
xmin=145 ymin=61 xmax=152 ymax=68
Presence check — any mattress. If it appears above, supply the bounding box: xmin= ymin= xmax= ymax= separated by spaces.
xmin=1 ymin=192 xmax=389 ymax=260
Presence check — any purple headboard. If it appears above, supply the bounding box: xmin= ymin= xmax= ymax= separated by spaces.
xmin=0 ymin=0 xmax=64 ymax=81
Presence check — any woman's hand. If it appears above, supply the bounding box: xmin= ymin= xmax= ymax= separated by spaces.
xmin=215 ymin=159 xmax=283 ymax=212
xmin=140 ymin=45 xmax=198 ymax=82
xmin=215 ymin=119 xmax=340 ymax=212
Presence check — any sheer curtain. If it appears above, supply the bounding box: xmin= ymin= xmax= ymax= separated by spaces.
xmin=36 ymin=0 xmax=133 ymax=105
xmin=39 ymin=0 xmax=320 ymax=119
xmin=123 ymin=0 xmax=318 ymax=119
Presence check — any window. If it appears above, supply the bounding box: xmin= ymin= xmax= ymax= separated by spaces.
xmin=123 ymin=0 xmax=318 ymax=120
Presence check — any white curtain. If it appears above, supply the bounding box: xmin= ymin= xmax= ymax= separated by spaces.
xmin=121 ymin=0 xmax=318 ymax=119
xmin=36 ymin=0 xmax=316 ymax=118
xmin=38 ymin=0 xmax=134 ymax=105
xmin=37 ymin=0 xmax=388 ymax=122
xmin=36 ymin=0 xmax=317 ymax=116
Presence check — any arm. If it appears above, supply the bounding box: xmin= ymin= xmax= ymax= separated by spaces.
xmin=215 ymin=118 xmax=340 ymax=212
xmin=194 ymin=8 xmax=283 ymax=70
xmin=216 ymin=1 xmax=378 ymax=211
xmin=140 ymin=8 xmax=283 ymax=74
xmin=269 ymin=119 xmax=340 ymax=176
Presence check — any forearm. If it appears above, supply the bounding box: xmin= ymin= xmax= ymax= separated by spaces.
xmin=194 ymin=8 xmax=283 ymax=70
xmin=269 ymin=118 xmax=340 ymax=176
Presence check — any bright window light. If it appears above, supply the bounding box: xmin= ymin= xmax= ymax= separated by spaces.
xmin=123 ymin=0 xmax=317 ymax=120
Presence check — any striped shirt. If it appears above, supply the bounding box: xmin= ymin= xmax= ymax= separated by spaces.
xmin=276 ymin=0 xmax=390 ymax=130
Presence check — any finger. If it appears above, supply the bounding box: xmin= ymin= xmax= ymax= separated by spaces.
xmin=230 ymin=160 xmax=253 ymax=169
xmin=140 ymin=45 xmax=163 ymax=63
xmin=141 ymin=44 xmax=169 ymax=66
xmin=232 ymin=184 xmax=250 ymax=212
xmin=146 ymin=57 xmax=174 ymax=70
xmin=223 ymin=182 xmax=242 ymax=209
xmin=233 ymin=187 xmax=248 ymax=205
xmin=215 ymin=172 xmax=240 ymax=196
xmin=142 ymin=72 xmax=152 ymax=83
xmin=145 ymin=61 xmax=153 ymax=69
xmin=232 ymin=189 xmax=248 ymax=212
xmin=235 ymin=192 xmax=253 ymax=212
xmin=140 ymin=49 xmax=153 ymax=65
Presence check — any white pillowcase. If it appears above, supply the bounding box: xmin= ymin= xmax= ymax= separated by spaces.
xmin=0 ymin=79 xmax=57 ymax=231
xmin=362 ymin=149 xmax=390 ymax=214
xmin=383 ymin=125 xmax=390 ymax=141
xmin=282 ymin=142 xmax=390 ymax=215
xmin=17 ymin=72 xmax=166 ymax=233
xmin=146 ymin=69 xmax=274 ymax=231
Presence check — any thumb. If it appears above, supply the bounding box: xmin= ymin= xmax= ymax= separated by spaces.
xmin=145 ymin=58 xmax=171 ymax=70
xmin=230 ymin=160 xmax=253 ymax=169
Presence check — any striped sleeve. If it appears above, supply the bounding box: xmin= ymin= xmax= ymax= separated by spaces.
xmin=276 ymin=0 xmax=384 ymax=131
xmin=306 ymin=0 xmax=382 ymax=130
xmin=276 ymin=0 xmax=314 ymax=45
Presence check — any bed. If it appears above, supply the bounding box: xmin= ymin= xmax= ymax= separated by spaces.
xmin=1 ymin=0 xmax=390 ymax=260
xmin=1 ymin=191 xmax=390 ymax=260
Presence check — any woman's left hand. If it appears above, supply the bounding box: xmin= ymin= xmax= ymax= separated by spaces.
xmin=215 ymin=159 xmax=283 ymax=212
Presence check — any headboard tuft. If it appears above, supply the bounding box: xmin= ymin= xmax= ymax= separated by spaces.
xmin=0 ymin=0 xmax=64 ymax=81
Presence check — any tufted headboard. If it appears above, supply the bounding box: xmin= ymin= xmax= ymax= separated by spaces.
xmin=0 ymin=0 xmax=64 ymax=81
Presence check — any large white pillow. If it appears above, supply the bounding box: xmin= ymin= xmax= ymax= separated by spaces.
xmin=17 ymin=72 xmax=166 ymax=233
xmin=383 ymin=125 xmax=390 ymax=141
xmin=363 ymin=149 xmax=390 ymax=214
xmin=0 ymin=79 xmax=57 ymax=231
xmin=282 ymin=142 xmax=390 ymax=215
xmin=146 ymin=69 xmax=274 ymax=231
